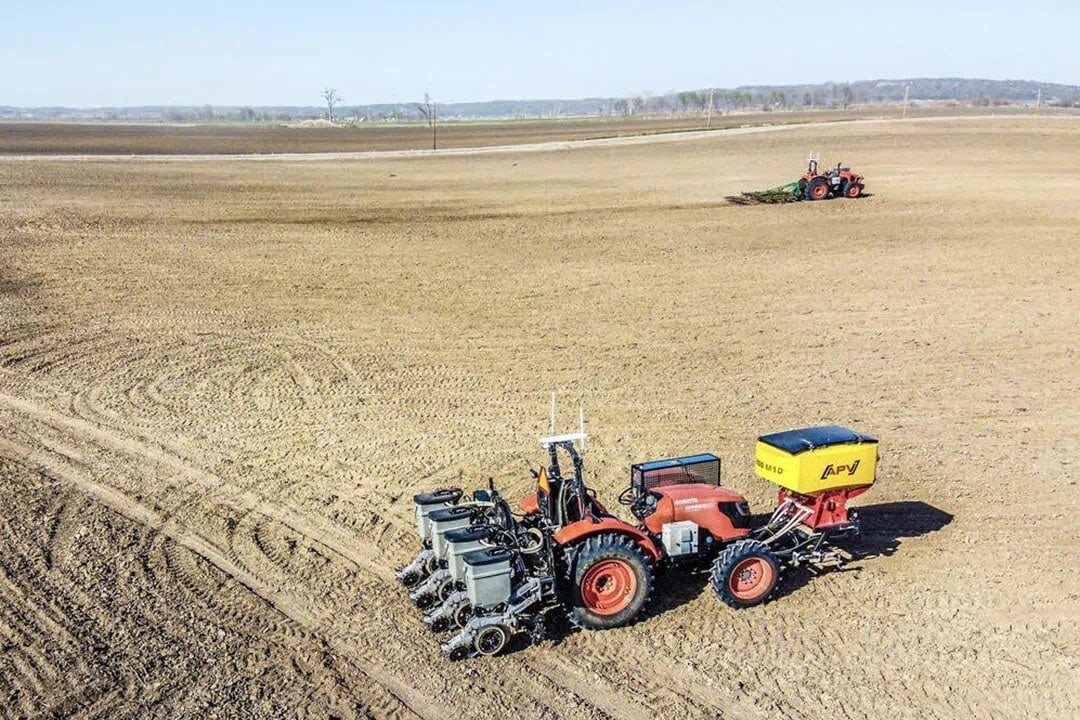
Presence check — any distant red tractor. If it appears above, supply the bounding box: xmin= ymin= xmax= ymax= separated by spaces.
xmin=799 ymin=158 xmax=865 ymax=200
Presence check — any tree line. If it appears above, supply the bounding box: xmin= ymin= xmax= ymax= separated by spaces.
xmin=610 ymin=83 xmax=862 ymax=116
xmin=79 ymin=78 xmax=1074 ymax=126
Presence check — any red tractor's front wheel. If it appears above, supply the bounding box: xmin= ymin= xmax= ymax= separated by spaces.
xmin=565 ymin=533 xmax=653 ymax=630
xmin=845 ymin=182 xmax=862 ymax=198
xmin=711 ymin=539 xmax=781 ymax=609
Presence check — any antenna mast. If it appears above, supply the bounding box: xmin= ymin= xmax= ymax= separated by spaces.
xmin=540 ymin=393 xmax=587 ymax=453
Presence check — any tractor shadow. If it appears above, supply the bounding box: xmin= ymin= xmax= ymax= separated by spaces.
xmin=844 ymin=500 xmax=953 ymax=558
xmin=773 ymin=500 xmax=953 ymax=601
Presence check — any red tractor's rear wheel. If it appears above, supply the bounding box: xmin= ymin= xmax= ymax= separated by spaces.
xmin=845 ymin=182 xmax=862 ymax=198
xmin=565 ymin=533 xmax=653 ymax=630
xmin=807 ymin=177 xmax=830 ymax=200
xmin=711 ymin=539 xmax=781 ymax=609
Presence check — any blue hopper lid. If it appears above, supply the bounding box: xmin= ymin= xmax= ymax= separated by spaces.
xmin=445 ymin=526 xmax=494 ymax=543
xmin=414 ymin=488 xmax=463 ymax=505
xmin=758 ymin=426 xmax=877 ymax=455
xmin=464 ymin=547 xmax=512 ymax=567
xmin=429 ymin=506 xmax=474 ymax=522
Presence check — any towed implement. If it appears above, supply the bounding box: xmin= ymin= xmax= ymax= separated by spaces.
xmin=399 ymin=421 xmax=879 ymax=658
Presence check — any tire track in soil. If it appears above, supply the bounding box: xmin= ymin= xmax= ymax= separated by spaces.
xmin=0 ymin=433 xmax=447 ymax=720
xmin=0 ymin=455 xmax=380 ymax=720
xmin=2 ymin=327 xmax=506 ymax=538
xmin=0 ymin=389 xmax=391 ymax=580
xmin=0 ymin=511 xmax=118 ymax=716
xmin=3 ymin=325 xmax=520 ymax=558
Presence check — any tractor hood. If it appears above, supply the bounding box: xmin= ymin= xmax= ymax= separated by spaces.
xmin=643 ymin=483 xmax=751 ymax=540
xmin=651 ymin=483 xmax=745 ymax=505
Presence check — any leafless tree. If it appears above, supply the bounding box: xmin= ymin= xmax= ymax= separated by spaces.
xmin=841 ymin=84 xmax=854 ymax=110
xmin=416 ymin=92 xmax=437 ymax=150
xmin=321 ymin=88 xmax=341 ymax=123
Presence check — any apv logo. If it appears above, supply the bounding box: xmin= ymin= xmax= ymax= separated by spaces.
xmin=821 ymin=460 xmax=860 ymax=480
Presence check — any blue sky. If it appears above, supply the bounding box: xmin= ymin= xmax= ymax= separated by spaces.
xmin=2 ymin=1 xmax=1076 ymax=106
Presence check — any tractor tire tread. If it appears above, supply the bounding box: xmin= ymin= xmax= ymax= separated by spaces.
xmin=711 ymin=538 xmax=782 ymax=610
xmin=563 ymin=533 xmax=654 ymax=631
xmin=806 ymin=177 xmax=830 ymax=201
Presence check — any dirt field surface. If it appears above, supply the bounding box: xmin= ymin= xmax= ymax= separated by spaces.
xmin=3 ymin=106 xmax=1075 ymax=156
xmin=1 ymin=116 xmax=1077 ymax=719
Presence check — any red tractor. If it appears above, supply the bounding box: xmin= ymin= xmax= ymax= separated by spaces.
xmin=400 ymin=423 xmax=878 ymax=658
xmin=799 ymin=158 xmax=865 ymax=200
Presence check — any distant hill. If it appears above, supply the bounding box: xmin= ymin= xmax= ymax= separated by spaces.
xmin=1 ymin=78 xmax=1076 ymax=122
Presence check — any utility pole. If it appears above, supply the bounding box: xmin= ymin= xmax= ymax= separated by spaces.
xmin=901 ymin=83 xmax=910 ymax=119
xmin=1036 ymin=88 xmax=1042 ymax=114
xmin=706 ymin=88 xmax=714 ymax=128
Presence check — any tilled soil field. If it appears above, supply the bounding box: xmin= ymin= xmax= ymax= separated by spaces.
xmin=0 ymin=117 xmax=1077 ymax=719
xmin=3 ymin=106 xmax=1074 ymax=156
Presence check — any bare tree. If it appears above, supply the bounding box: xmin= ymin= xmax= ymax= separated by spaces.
xmin=321 ymin=88 xmax=341 ymax=123
xmin=841 ymin=84 xmax=854 ymax=110
xmin=416 ymin=92 xmax=437 ymax=150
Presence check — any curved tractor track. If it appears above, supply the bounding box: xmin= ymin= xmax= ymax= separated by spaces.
xmin=0 ymin=401 xmax=447 ymax=720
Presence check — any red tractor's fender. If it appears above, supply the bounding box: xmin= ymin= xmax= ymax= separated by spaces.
xmin=518 ymin=492 xmax=539 ymax=514
xmin=553 ymin=517 xmax=662 ymax=562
